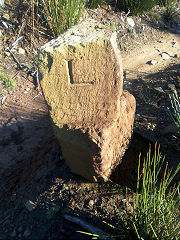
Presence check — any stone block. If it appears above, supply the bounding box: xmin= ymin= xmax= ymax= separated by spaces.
xmin=38 ymin=20 xmax=136 ymax=181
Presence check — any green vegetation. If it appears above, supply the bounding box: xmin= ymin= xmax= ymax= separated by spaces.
xmin=36 ymin=0 xmax=87 ymax=37
xmin=121 ymin=145 xmax=180 ymax=239
xmin=26 ymin=0 xmax=179 ymax=39
xmin=31 ymin=0 xmax=108 ymax=37
xmin=81 ymin=145 xmax=180 ymax=239
xmin=0 ymin=70 xmax=15 ymax=90
xmin=2 ymin=1 xmax=179 ymax=239
xmin=168 ymin=91 xmax=180 ymax=137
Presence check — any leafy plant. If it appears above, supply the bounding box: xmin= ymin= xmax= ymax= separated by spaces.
xmin=0 ymin=70 xmax=15 ymax=90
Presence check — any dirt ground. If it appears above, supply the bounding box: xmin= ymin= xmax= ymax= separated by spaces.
xmin=0 ymin=3 xmax=180 ymax=239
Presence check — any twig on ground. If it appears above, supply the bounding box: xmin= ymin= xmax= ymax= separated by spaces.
xmin=5 ymin=48 xmax=22 ymax=69
xmin=64 ymin=214 xmax=113 ymax=240
xmin=34 ymin=69 xmax=40 ymax=90
xmin=32 ymin=92 xmax=41 ymax=100
xmin=11 ymin=36 xmax=23 ymax=49
xmin=1 ymin=95 xmax=7 ymax=105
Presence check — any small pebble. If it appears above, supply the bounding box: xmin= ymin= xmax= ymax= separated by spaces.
xmin=154 ymin=87 xmax=164 ymax=93
xmin=161 ymin=52 xmax=170 ymax=60
xmin=127 ymin=17 xmax=135 ymax=28
xmin=149 ymin=60 xmax=158 ymax=65
xmin=25 ymin=200 xmax=37 ymax=211
xmin=89 ymin=200 xmax=94 ymax=208
xmin=174 ymin=53 xmax=179 ymax=58
xmin=17 ymin=48 xmax=25 ymax=55
xmin=24 ymin=88 xmax=30 ymax=94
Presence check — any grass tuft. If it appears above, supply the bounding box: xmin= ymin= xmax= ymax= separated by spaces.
xmin=121 ymin=144 xmax=180 ymax=239
xmin=35 ymin=0 xmax=87 ymax=37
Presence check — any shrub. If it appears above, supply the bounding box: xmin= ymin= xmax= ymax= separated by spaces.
xmin=115 ymin=0 xmax=159 ymax=15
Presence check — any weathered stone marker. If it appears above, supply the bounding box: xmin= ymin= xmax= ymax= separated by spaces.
xmin=38 ymin=20 xmax=136 ymax=181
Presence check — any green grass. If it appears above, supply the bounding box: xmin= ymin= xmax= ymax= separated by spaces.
xmin=35 ymin=0 xmax=87 ymax=37
xmin=0 ymin=70 xmax=15 ymax=90
xmin=114 ymin=145 xmax=179 ymax=239
xmin=78 ymin=145 xmax=180 ymax=239
xmin=129 ymin=145 xmax=180 ymax=239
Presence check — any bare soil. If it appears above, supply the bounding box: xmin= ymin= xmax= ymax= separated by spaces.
xmin=0 ymin=3 xmax=179 ymax=239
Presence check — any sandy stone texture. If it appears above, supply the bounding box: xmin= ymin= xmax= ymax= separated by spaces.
xmin=39 ymin=20 xmax=136 ymax=181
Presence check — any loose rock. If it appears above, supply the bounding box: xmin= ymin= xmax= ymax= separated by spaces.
xmin=127 ymin=17 xmax=135 ymax=28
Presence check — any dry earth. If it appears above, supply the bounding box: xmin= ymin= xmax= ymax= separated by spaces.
xmin=0 ymin=3 xmax=180 ymax=240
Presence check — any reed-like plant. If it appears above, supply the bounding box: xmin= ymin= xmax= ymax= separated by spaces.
xmin=111 ymin=145 xmax=180 ymax=239
xmin=36 ymin=0 xmax=87 ymax=37
xmin=77 ymin=145 xmax=180 ymax=239
xmin=131 ymin=145 xmax=180 ymax=239
xmin=167 ymin=90 xmax=180 ymax=133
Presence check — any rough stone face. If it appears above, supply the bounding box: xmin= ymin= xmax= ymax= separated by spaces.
xmin=38 ymin=20 xmax=136 ymax=181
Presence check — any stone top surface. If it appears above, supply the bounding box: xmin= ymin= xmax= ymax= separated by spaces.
xmin=40 ymin=20 xmax=114 ymax=53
